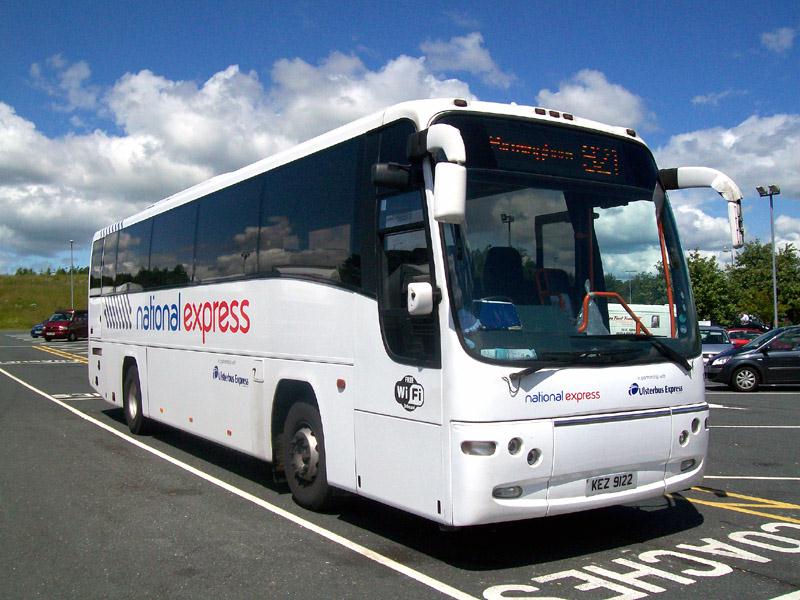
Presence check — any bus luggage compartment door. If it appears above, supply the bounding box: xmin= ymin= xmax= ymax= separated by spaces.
xmin=547 ymin=410 xmax=671 ymax=515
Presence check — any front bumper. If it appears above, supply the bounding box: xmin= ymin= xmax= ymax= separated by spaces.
xmin=449 ymin=404 xmax=709 ymax=526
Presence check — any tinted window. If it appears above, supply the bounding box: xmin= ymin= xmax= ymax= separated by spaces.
xmin=115 ymin=218 xmax=152 ymax=292
xmin=90 ymin=238 xmax=103 ymax=297
xmin=101 ymin=231 xmax=118 ymax=294
xmin=258 ymin=138 xmax=361 ymax=286
xmin=377 ymin=191 xmax=439 ymax=366
xmin=195 ymin=177 xmax=263 ymax=282
xmin=149 ymin=202 xmax=197 ymax=288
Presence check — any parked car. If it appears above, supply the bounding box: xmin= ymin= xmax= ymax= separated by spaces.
xmin=706 ymin=325 xmax=800 ymax=392
xmin=42 ymin=309 xmax=88 ymax=341
xmin=700 ymin=325 xmax=733 ymax=366
xmin=30 ymin=321 xmax=45 ymax=338
xmin=727 ymin=327 xmax=762 ymax=347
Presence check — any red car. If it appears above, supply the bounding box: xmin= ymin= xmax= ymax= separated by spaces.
xmin=726 ymin=327 xmax=762 ymax=348
xmin=43 ymin=309 xmax=88 ymax=341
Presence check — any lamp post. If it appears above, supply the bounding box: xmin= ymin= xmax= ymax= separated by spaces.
xmin=756 ymin=185 xmax=781 ymax=328
xmin=624 ymin=270 xmax=636 ymax=303
xmin=69 ymin=240 xmax=74 ymax=310
xmin=500 ymin=213 xmax=515 ymax=246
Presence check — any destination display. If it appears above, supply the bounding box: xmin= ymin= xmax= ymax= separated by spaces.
xmin=436 ymin=113 xmax=657 ymax=188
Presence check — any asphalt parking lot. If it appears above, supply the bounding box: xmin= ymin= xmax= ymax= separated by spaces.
xmin=1 ymin=331 xmax=798 ymax=599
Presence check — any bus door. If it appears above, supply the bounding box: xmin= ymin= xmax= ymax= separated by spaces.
xmin=353 ymin=188 xmax=445 ymax=520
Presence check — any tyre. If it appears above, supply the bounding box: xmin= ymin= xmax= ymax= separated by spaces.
xmin=123 ymin=364 xmax=149 ymax=434
xmin=282 ymin=402 xmax=333 ymax=511
xmin=731 ymin=366 xmax=759 ymax=392
xmin=68 ymin=332 xmax=77 ymax=342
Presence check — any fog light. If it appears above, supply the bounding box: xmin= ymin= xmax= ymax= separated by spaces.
xmin=461 ymin=441 xmax=496 ymax=456
xmin=681 ymin=459 xmax=696 ymax=472
xmin=492 ymin=485 xmax=523 ymax=499
xmin=508 ymin=437 xmax=523 ymax=455
xmin=679 ymin=430 xmax=689 ymax=446
xmin=527 ymin=448 xmax=542 ymax=466
xmin=691 ymin=418 xmax=701 ymax=434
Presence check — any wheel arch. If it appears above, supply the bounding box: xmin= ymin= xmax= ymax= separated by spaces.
xmin=731 ymin=359 xmax=766 ymax=382
xmin=271 ymin=379 xmax=318 ymax=473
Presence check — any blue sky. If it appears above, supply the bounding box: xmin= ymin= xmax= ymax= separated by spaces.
xmin=0 ymin=0 xmax=798 ymax=272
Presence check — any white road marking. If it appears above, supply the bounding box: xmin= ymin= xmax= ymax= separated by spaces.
xmin=707 ymin=391 xmax=800 ymax=396
xmin=705 ymin=476 xmax=800 ymax=481
xmin=769 ymin=591 xmax=800 ymax=600
xmin=0 ymin=367 xmax=478 ymax=600
xmin=711 ymin=425 xmax=800 ymax=429
xmin=708 ymin=403 xmax=747 ymax=410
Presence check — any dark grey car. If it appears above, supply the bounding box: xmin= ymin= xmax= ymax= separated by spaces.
xmin=705 ymin=326 xmax=800 ymax=391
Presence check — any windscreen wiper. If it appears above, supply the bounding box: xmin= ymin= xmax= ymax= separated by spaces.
xmin=596 ymin=334 xmax=692 ymax=372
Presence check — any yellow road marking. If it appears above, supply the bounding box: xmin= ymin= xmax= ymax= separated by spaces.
xmin=35 ymin=345 xmax=88 ymax=364
xmin=671 ymin=486 xmax=800 ymax=525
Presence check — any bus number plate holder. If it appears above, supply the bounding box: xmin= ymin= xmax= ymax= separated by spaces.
xmin=586 ymin=472 xmax=637 ymax=496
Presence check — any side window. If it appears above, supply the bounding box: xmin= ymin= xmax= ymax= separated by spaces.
xmin=377 ymin=191 xmax=439 ymax=366
xmin=115 ymin=219 xmax=152 ymax=292
xmin=195 ymin=176 xmax=262 ymax=282
xmin=101 ymin=231 xmax=118 ymax=295
xmin=90 ymin=238 xmax=103 ymax=297
xmin=149 ymin=202 xmax=197 ymax=289
xmin=258 ymin=138 xmax=361 ymax=286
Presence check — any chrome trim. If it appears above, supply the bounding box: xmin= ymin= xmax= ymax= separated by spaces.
xmin=554 ymin=409 xmax=671 ymax=427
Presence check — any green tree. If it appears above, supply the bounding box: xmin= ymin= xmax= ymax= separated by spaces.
xmin=729 ymin=241 xmax=800 ymax=326
xmin=686 ymin=250 xmax=735 ymax=324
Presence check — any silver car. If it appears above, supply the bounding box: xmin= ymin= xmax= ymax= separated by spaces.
xmin=700 ymin=325 xmax=733 ymax=366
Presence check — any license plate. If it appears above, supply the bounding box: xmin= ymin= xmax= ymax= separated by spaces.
xmin=586 ymin=472 xmax=637 ymax=496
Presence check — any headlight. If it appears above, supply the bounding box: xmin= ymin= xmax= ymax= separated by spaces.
xmin=711 ymin=356 xmax=729 ymax=366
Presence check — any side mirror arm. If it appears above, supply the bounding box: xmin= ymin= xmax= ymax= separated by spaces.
xmin=659 ymin=166 xmax=744 ymax=248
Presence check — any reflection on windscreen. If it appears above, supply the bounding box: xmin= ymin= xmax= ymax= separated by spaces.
xmin=444 ymin=174 xmax=697 ymax=366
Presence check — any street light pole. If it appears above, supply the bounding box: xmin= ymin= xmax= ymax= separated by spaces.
xmin=756 ymin=185 xmax=781 ymax=328
xmin=69 ymin=240 xmax=74 ymax=310
xmin=500 ymin=213 xmax=515 ymax=246
xmin=624 ymin=270 xmax=636 ymax=303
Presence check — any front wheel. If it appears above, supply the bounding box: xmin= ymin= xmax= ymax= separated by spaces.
xmin=282 ymin=402 xmax=333 ymax=511
xmin=731 ymin=366 xmax=760 ymax=392
xmin=123 ymin=364 xmax=149 ymax=434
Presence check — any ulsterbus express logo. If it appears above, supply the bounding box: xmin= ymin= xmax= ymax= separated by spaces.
xmin=628 ymin=382 xmax=683 ymax=396
xmin=135 ymin=293 xmax=251 ymax=343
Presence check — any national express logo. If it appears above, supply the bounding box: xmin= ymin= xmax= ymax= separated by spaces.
xmin=628 ymin=382 xmax=683 ymax=396
xmin=525 ymin=389 xmax=601 ymax=404
xmin=136 ymin=293 xmax=251 ymax=343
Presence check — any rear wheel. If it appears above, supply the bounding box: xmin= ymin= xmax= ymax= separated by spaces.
xmin=731 ymin=366 xmax=759 ymax=392
xmin=68 ymin=332 xmax=77 ymax=342
xmin=123 ymin=365 xmax=149 ymax=434
xmin=282 ymin=402 xmax=333 ymax=511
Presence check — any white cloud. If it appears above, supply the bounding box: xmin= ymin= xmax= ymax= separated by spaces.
xmin=0 ymin=50 xmax=475 ymax=271
xmin=776 ymin=215 xmax=800 ymax=246
xmin=691 ymin=89 xmax=747 ymax=107
xmin=30 ymin=54 xmax=100 ymax=112
xmin=536 ymin=69 xmax=656 ymax=131
xmin=761 ymin=27 xmax=796 ymax=53
xmin=420 ymin=32 xmax=514 ymax=89
xmin=655 ymin=114 xmax=800 ymax=198
xmin=672 ymin=205 xmax=731 ymax=250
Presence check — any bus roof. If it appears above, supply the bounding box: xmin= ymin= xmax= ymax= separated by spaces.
xmin=93 ymin=98 xmax=649 ymax=241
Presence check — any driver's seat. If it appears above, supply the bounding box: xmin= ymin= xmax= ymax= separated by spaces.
xmin=482 ymin=246 xmax=525 ymax=304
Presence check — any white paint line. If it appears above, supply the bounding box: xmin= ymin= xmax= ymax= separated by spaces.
xmin=705 ymin=476 xmax=800 ymax=481
xmin=710 ymin=425 xmax=800 ymax=429
xmin=0 ymin=367 xmax=478 ymax=600
xmin=708 ymin=403 xmax=747 ymax=410
xmin=769 ymin=591 xmax=800 ymax=600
